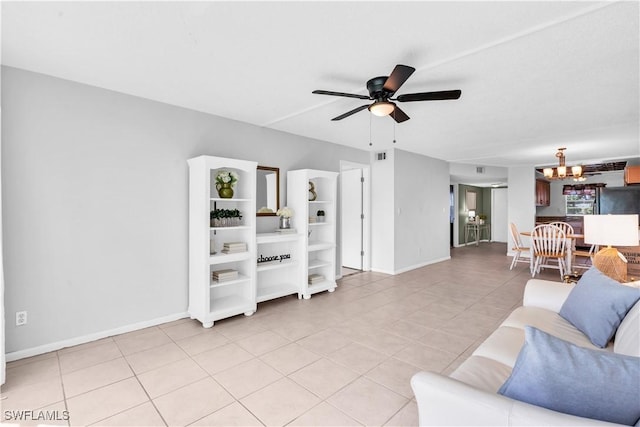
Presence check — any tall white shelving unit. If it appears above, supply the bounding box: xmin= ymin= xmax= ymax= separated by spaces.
xmin=188 ymin=155 xmax=257 ymax=328
xmin=287 ymin=169 xmax=338 ymax=299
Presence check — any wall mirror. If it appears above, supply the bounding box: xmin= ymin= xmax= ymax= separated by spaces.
xmin=465 ymin=190 xmax=477 ymax=210
xmin=256 ymin=166 xmax=280 ymax=216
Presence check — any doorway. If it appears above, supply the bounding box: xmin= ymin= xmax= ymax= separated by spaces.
xmin=340 ymin=161 xmax=371 ymax=276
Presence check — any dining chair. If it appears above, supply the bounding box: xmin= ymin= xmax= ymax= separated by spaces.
xmin=531 ymin=224 xmax=567 ymax=279
xmin=509 ymin=223 xmax=531 ymax=271
xmin=572 ymin=244 xmax=598 ymax=271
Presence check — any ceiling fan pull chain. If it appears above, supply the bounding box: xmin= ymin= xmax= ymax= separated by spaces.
xmin=369 ymin=113 xmax=373 ymax=146
xmin=393 ymin=112 xmax=397 ymax=144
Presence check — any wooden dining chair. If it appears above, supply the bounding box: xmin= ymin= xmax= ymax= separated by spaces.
xmin=509 ymin=223 xmax=531 ymax=271
xmin=531 ymin=224 xmax=567 ymax=279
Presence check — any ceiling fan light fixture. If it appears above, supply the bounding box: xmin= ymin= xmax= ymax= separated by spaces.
xmin=543 ymin=168 xmax=554 ymax=179
xmin=368 ymin=101 xmax=395 ymax=117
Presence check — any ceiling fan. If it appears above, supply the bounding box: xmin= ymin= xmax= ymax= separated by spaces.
xmin=312 ymin=64 xmax=461 ymax=123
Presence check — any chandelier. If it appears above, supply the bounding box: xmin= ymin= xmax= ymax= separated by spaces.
xmin=543 ymin=148 xmax=583 ymax=180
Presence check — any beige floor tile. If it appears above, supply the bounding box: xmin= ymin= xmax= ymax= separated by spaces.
xmin=66 ymin=377 xmax=149 ymax=426
xmin=115 ymin=328 xmax=173 ymax=356
xmin=192 ymin=343 xmax=255 ymax=375
xmin=153 ymin=377 xmax=234 ymax=427
xmin=236 ymin=330 xmax=290 ymax=356
xmin=327 ymin=342 xmax=388 ymax=374
xmin=351 ymin=329 xmax=410 ymax=356
xmin=161 ymin=319 xmax=207 ymax=341
xmin=365 ymin=358 xmax=422 ymax=398
xmin=268 ymin=319 xmax=320 ymax=341
xmin=62 ymin=357 xmax=133 ymax=398
xmin=327 ymin=377 xmax=408 ymax=426
xmin=289 ymin=358 xmax=358 ymax=399
xmin=240 ymin=378 xmax=321 ymax=426
xmin=5 ymin=351 xmax=57 ymax=368
xmin=213 ymin=358 xmax=283 ymax=399
xmin=189 ymin=401 xmax=262 ymax=426
xmin=394 ymin=344 xmax=457 ymax=372
xmin=57 ymin=337 xmax=115 ymax=355
xmin=4 ymin=356 xmax=61 ymax=390
xmin=385 ymin=400 xmax=419 ymax=427
xmin=125 ymin=342 xmax=188 ymax=374
xmin=289 ymin=402 xmax=362 ymax=427
xmin=1 ymin=377 xmax=64 ymax=414
xmin=90 ymin=402 xmax=165 ymax=426
xmin=259 ymin=343 xmax=321 ymax=375
xmin=175 ymin=330 xmax=230 ymax=356
xmin=215 ymin=318 xmax=267 ymax=341
xmin=383 ymin=319 xmax=430 ymax=341
xmin=297 ymin=329 xmax=353 ymax=356
xmin=137 ymin=357 xmax=208 ymax=398
xmin=58 ymin=341 xmax=123 ymax=374
xmin=418 ymin=328 xmax=476 ymax=356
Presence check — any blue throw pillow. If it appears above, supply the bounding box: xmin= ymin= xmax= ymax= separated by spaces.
xmin=499 ymin=326 xmax=640 ymax=426
xmin=559 ymin=266 xmax=640 ymax=347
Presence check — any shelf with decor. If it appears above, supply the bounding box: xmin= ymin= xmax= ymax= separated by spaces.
xmin=287 ymin=169 xmax=338 ymax=299
xmin=188 ymin=155 xmax=257 ymax=328
xmin=256 ymin=232 xmax=303 ymax=303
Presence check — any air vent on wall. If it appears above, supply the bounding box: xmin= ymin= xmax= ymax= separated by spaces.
xmin=476 ymin=167 xmax=485 ymax=174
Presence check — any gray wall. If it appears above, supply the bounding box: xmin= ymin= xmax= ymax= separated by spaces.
xmin=2 ymin=66 xmax=369 ymax=354
xmin=394 ymin=149 xmax=450 ymax=272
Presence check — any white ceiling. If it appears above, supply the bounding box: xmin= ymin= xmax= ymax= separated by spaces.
xmin=2 ymin=1 xmax=639 ymax=185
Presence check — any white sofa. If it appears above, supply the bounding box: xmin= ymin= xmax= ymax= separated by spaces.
xmin=411 ymin=279 xmax=640 ymax=426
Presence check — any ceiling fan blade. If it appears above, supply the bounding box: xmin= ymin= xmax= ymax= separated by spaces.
xmin=331 ymin=104 xmax=370 ymax=121
xmin=312 ymin=90 xmax=370 ymax=100
xmin=390 ymin=106 xmax=410 ymax=123
xmin=383 ymin=64 xmax=416 ymax=95
xmin=397 ymin=90 xmax=462 ymax=102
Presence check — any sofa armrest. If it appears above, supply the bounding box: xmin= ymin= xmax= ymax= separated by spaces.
xmin=522 ymin=279 xmax=574 ymax=313
xmin=411 ymin=371 xmax=621 ymax=426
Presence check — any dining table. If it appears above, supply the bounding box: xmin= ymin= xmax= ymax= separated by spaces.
xmin=520 ymin=231 xmax=584 ymax=274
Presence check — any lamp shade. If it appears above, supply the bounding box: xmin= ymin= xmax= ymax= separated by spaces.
xmin=583 ymin=214 xmax=639 ymax=247
xmin=368 ymin=101 xmax=395 ymax=117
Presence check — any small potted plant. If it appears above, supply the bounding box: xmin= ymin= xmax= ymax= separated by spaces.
xmin=210 ymin=209 xmax=242 ymax=227
xmin=276 ymin=206 xmax=294 ymax=229
xmin=316 ymin=210 xmax=325 ymax=223
xmin=478 ymin=214 xmax=487 ymax=225
xmin=215 ymin=170 xmax=239 ymax=199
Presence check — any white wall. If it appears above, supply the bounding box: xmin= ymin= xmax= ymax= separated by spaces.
xmin=394 ymin=149 xmax=450 ymax=273
xmin=370 ymin=150 xmax=395 ymax=274
xmin=2 ymin=66 xmax=370 ymax=356
xmin=491 ymin=187 xmax=508 ymax=242
xmin=536 ymin=171 xmax=626 ymax=216
xmin=507 ymin=166 xmax=537 ymax=255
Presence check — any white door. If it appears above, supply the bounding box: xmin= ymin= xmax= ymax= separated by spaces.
xmin=491 ymin=188 xmax=508 ymax=242
xmin=341 ymin=168 xmax=362 ymax=270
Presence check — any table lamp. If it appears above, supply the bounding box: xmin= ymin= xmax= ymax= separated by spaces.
xmin=468 ymin=210 xmax=476 ymax=222
xmin=583 ymin=214 xmax=639 ymax=282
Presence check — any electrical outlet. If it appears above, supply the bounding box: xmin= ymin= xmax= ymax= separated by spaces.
xmin=16 ymin=311 xmax=27 ymax=326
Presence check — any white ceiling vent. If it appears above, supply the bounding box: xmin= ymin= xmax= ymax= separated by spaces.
xmin=376 ymin=152 xmax=387 ymax=161
xmin=476 ymin=166 xmax=485 ymax=174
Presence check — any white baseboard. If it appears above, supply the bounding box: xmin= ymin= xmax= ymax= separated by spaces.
xmin=5 ymin=311 xmax=189 ymax=362
xmin=393 ymin=256 xmax=451 ymax=275
xmin=371 ymin=256 xmax=451 ymax=276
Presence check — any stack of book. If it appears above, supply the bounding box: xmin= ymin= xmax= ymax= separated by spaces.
xmin=275 ymin=228 xmax=297 ymax=234
xmin=222 ymin=242 xmax=247 ymax=254
xmin=212 ymin=269 xmax=238 ymax=282
xmin=308 ymin=274 xmax=324 ymax=285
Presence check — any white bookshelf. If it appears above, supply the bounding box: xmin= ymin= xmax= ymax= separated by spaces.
xmin=287 ymin=169 xmax=338 ymax=299
xmin=256 ymin=232 xmax=303 ymax=302
xmin=187 ymin=155 xmax=257 ymax=327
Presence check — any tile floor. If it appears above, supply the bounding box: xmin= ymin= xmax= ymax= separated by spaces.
xmin=1 ymin=243 xmax=560 ymax=426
